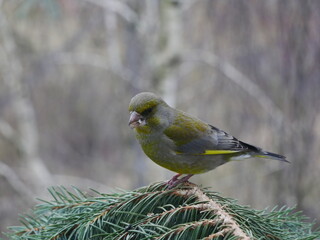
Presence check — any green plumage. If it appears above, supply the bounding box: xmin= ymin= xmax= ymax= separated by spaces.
xmin=129 ymin=92 xmax=287 ymax=180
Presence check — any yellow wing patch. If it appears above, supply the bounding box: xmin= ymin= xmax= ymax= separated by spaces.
xmin=254 ymin=154 xmax=268 ymax=158
xmin=201 ymin=150 xmax=240 ymax=155
xmin=176 ymin=150 xmax=240 ymax=155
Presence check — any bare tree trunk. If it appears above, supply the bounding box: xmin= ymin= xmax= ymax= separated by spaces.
xmin=156 ymin=0 xmax=183 ymax=106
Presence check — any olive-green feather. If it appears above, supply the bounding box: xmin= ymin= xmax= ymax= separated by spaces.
xmin=164 ymin=111 xmax=210 ymax=146
xmin=165 ymin=120 xmax=249 ymax=155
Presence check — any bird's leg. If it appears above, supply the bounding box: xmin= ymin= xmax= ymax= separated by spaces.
xmin=167 ymin=173 xmax=181 ymax=187
xmin=177 ymin=174 xmax=194 ymax=184
xmin=167 ymin=174 xmax=194 ymax=189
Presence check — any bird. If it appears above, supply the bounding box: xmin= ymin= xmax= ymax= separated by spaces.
xmin=128 ymin=92 xmax=287 ymax=188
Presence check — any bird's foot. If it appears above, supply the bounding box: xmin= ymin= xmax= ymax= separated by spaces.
xmin=167 ymin=173 xmax=181 ymax=188
xmin=167 ymin=174 xmax=194 ymax=189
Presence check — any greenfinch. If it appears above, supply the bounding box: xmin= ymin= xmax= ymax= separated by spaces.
xmin=128 ymin=92 xmax=287 ymax=188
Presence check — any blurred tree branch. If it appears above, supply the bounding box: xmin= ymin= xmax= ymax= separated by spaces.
xmin=0 ymin=161 xmax=33 ymax=201
xmin=0 ymin=119 xmax=16 ymax=144
xmin=183 ymin=51 xmax=285 ymax=128
xmin=51 ymin=52 xmax=140 ymax=90
xmin=0 ymin=2 xmax=52 ymax=188
xmin=85 ymin=0 xmax=138 ymax=23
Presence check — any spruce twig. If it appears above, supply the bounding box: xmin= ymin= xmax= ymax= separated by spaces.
xmin=4 ymin=182 xmax=320 ymax=240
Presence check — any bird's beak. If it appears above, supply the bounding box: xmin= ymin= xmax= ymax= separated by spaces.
xmin=129 ymin=111 xmax=143 ymax=129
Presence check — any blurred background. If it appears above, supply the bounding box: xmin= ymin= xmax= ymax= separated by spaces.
xmin=0 ymin=0 xmax=319 ymax=235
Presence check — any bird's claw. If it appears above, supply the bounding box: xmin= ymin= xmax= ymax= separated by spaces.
xmin=167 ymin=174 xmax=194 ymax=189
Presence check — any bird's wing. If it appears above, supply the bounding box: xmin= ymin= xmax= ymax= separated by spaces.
xmin=164 ymin=117 xmax=258 ymax=155
xmin=208 ymin=125 xmax=260 ymax=151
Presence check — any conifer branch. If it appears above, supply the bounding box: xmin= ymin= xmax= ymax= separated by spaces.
xmin=4 ymin=182 xmax=320 ymax=240
xmin=177 ymin=185 xmax=249 ymax=239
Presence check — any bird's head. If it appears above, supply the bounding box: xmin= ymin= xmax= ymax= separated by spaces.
xmin=128 ymin=92 xmax=169 ymax=132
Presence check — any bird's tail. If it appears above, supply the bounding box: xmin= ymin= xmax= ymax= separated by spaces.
xmin=239 ymin=141 xmax=288 ymax=162
xmin=254 ymin=150 xmax=289 ymax=162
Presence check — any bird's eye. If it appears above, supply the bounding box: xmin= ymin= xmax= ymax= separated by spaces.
xmin=141 ymin=107 xmax=153 ymax=116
